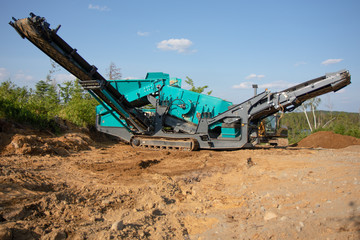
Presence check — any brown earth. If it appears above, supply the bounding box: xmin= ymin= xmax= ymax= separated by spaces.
xmin=297 ymin=131 xmax=360 ymax=149
xmin=0 ymin=122 xmax=360 ymax=239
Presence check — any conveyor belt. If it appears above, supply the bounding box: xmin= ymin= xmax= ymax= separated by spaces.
xmin=10 ymin=13 xmax=148 ymax=132
xmin=282 ymin=70 xmax=350 ymax=97
xmin=250 ymin=70 xmax=351 ymax=121
xmin=10 ymin=13 xmax=104 ymax=83
xmin=208 ymin=69 xmax=351 ymax=125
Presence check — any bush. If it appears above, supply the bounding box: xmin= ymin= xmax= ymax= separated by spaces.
xmin=0 ymin=79 xmax=98 ymax=132
xmin=59 ymin=97 xmax=98 ymax=128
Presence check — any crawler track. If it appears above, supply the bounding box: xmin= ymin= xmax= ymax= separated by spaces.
xmin=130 ymin=136 xmax=199 ymax=151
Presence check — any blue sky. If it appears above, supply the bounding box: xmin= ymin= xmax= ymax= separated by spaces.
xmin=1 ymin=0 xmax=359 ymax=112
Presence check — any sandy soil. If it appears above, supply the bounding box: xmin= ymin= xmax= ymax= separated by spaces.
xmin=0 ymin=128 xmax=360 ymax=239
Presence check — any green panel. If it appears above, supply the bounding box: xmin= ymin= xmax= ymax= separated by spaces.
xmin=160 ymin=86 xmax=233 ymax=127
xmin=99 ymin=111 xmax=127 ymax=127
xmin=105 ymin=72 xmax=181 ymax=106
xmin=221 ymin=127 xmax=241 ymax=138
xmin=95 ymin=105 xmax=128 ymax=128
xmin=94 ymin=72 xmax=233 ymax=134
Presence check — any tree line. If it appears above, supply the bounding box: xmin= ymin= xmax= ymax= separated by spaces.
xmin=280 ymin=109 xmax=360 ymax=144
xmin=0 ymin=61 xmax=122 ymax=132
xmin=0 ymin=77 xmax=98 ymax=132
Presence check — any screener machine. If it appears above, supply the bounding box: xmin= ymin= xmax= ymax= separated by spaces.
xmin=10 ymin=13 xmax=351 ymax=150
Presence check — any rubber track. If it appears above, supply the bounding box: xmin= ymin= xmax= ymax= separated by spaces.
xmin=131 ymin=136 xmax=199 ymax=151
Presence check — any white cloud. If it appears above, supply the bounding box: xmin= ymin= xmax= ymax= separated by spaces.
xmin=157 ymin=38 xmax=195 ymax=53
xmin=54 ymin=73 xmax=76 ymax=84
xmin=0 ymin=67 xmax=10 ymax=81
xmin=245 ymin=74 xmax=265 ymax=80
xmin=232 ymin=80 xmax=294 ymax=90
xmin=88 ymin=4 xmax=110 ymax=11
xmin=14 ymin=71 xmax=34 ymax=82
xmin=232 ymin=82 xmax=253 ymax=89
xmin=259 ymin=80 xmax=294 ymax=89
xmin=321 ymin=58 xmax=343 ymax=65
xmin=137 ymin=31 xmax=149 ymax=37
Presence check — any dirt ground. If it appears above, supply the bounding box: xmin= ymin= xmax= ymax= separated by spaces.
xmin=0 ymin=122 xmax=360 ymax=239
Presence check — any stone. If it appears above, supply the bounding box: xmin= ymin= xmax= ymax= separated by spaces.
xmin=0 ymin=226 xmax=12 ymax=240
xmin=43 ymin=230 xmax=67 ymax=240
xmin=111 ymin=220 xmax=125 ymax=231
xmin=264 ymin=211 xmax=277 ymax=221
xmin=53 ymin=231 xmax=67 ymax=240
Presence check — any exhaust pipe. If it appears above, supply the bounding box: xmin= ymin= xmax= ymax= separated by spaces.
xmin=252 ymin=84 xmax=258 ymax=96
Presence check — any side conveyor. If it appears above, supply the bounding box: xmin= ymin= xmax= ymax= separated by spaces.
xmin=249 ymin=69 xmax=351 ymax=121
xmin=207 ymin=69 xmax=351 ymax=126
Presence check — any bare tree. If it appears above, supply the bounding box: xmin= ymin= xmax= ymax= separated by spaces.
xmin=322 ymin=117 xmax=336 ymax=128
xmin=309 ymin=97 xmax=321 ymax=129
xmin=48 ymin=59 xmax=61 ymax=87
xmin=302 ymin=97 xmax=321 ymax=131
xmin=325 ymin=95 xmax=334 ymax=118
xmin=301 ymin=101 xmax=313 ymax=132
xmin=106 ymin=62 xmax=122 ymax=80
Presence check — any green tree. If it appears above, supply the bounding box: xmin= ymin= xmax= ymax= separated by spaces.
xmin=0 ymin=80 xmax=28 ymax=104
xmin=58 ymin=81 xmax=74 ymax=104
xmin=31 ymin=79 xmax=59 ymax=116
xmin=58 ymin=79 xmax=98 ymax=127
xmin=0 ymin=80 xmax=58 ymax=131
xmin=185 ymin=76 xmax=212 ymax=95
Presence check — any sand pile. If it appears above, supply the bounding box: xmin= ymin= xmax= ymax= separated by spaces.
xmin=1 ymin=133 xmax=94 ymax=156
xmin=297 ymin=131 xmax=360 ymax=149
xmin=0 ymin=118 xmax=103 ymax=156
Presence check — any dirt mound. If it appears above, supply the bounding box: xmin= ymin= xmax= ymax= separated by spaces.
xmin=1 ymin=133 xmax=94 ymax=156
xmin=297 ymin=131 xmax=360 ymax=149
xmin=0 ymin=118 xmax=117 ymax=156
